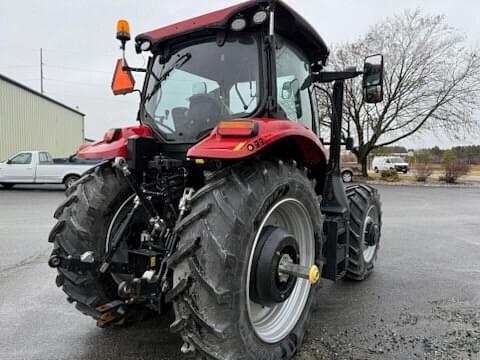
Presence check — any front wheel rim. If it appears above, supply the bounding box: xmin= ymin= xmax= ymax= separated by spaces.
xmin=246 ymin=198 xmax=315 ymax=344
xmin=66 ymin=178 xmax=77 ymax=188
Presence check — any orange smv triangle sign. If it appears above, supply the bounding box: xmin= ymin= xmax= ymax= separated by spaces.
xmin=111 ymin=58 xmax=135 ymax=95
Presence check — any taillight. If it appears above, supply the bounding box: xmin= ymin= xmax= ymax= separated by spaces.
xmin=104 ymin=128 xmax=121 ymax=143
xmin=217 ymin=120 xmax=258 ymax=137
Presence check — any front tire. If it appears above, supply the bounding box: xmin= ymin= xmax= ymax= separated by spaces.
xmin=63 ymin=175 xmax=80 ymax=190
xmin=345 ymin=184 xmax=382 ymax=281
xmin=0 ymin=183 xmax=14 ymax=189
xmin=169 ymin=159 xmax=323 ymax=360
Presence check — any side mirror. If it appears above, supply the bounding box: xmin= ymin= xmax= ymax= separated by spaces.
xmin=345 ymin=137 xmax=354 ymax=151
xmin=111 ymin=58 xmax=135 ymax=95
xmin=363 ymin=54 xmax=384 ymax=103
xmin=6 ymin=159 xmax=12 ymax=165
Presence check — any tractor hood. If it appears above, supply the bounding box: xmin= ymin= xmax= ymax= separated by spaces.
xmin=135 ymin=0 xmax=329 ymax=64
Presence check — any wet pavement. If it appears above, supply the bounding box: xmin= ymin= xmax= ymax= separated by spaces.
xmin=0 ymin=184 xmax=479 ymax=360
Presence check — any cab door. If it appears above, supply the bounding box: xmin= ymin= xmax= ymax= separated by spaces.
xmin=275 ymin=37 xmax=315 ymax=132
xmin=1 ymin=152 xmax=36 ymax=182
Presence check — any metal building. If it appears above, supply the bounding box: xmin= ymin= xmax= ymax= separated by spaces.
xmin=0 ymin=74 xmax=85 ymax=161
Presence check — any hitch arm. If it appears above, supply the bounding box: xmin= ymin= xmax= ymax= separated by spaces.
xmin=113 ymin=157 xmax=161 ymax=222
xmin=99 ymin=200 xmax=140 ymax=273
xmin=48 ymin=253 xmax=129 ymax=274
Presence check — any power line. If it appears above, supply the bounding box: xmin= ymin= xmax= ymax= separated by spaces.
xmin=0 ymin=65 xmax=37 ymax=69
xmin=0 ymin=45 xmax=118 ymax=59
xmin=42 ymin=48 xmax=119 ymax=59
xmin=43 ymin=64 xmax=112 ymax=74
xmin=11 ymin=78 xmax=41 ymax=82
xmin=48 ymin=91 xmax=138 ymax=104
xmin=45 ymin=78 xmax=110 ymax=87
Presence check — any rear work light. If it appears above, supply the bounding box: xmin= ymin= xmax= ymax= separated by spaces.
xmin=217 ymin=120 xmax=258 ymax=137
xmin=231 ymin=16 xmax=247 ymax=31
xmin=104 ymin=128 xmax=121 ymax=143
xmin=252 ymin=9 xmax=268 ymax=24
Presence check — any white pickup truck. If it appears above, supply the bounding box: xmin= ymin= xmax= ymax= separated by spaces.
xmin=0 ymin=151 xmax=96 ymax=189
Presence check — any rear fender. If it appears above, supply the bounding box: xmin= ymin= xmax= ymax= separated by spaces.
xmin=77 ymin=125 xmax=152 ymax=159
xmin=187 ymin=118 xmax=328 ymax=165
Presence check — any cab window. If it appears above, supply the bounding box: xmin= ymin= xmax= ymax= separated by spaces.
xmin=10 ymin=153 xmax=32 ymax=165
xmin=275 ymin=38 xmax=314 ymax=129
xmin=229 ymin=80 xmax=258 ymax=114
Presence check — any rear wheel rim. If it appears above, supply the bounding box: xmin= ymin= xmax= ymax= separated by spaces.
xmin=362 ymin=205 xmax=379 ymax=263
xmin=246 ymin=198 xmax=315 ymax=344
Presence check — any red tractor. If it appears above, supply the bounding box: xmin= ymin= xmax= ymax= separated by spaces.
xmin=48 ymin=1 xmax=383 ymax=358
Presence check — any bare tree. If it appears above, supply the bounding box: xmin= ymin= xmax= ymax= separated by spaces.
xmin=318 ymin=10 xmax=480 ymax=175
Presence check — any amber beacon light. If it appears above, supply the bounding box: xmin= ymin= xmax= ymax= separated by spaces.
xmin=116 ymin=19 xmax=131 ymax=48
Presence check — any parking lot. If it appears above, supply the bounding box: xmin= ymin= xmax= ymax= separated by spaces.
xmin=1 ymin=184 xmax=479 ymax=360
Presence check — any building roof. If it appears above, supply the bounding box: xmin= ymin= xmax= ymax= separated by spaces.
xmin=0 ymin=73 xmax=85 ymax=116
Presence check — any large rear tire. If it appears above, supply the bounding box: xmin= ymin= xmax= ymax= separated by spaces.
xmin=169 ymin=159 xmax=324 ymax=360
xmin=49 ymin=164 xmax=150 ymax=324
xmin=345 ymin=184 xmax=382 ymax=281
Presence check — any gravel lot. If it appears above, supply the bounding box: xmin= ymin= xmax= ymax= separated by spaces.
xmin=0 ymin=184 xmax=479 ymax=360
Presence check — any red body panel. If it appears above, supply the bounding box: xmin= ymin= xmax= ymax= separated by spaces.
xmin=77 ymin=125 xmax=152 ymax=159
xmin=187 ymin=118 xmax=329 ymax=164
xmin=78 ymin=120 xmax=327 ymax=165
xmin=136 ymin=1 xmax=255 ymax=44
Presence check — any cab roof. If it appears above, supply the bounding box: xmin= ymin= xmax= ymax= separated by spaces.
xmin=135 ymin=0 xmax=329 ymax=64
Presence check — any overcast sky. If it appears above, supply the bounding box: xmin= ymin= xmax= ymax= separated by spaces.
xmin=1 ymin=0 xmax=479 ymax=149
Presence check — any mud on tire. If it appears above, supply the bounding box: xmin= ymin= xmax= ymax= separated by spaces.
xmin=168 ymin=159 xmax=324 ymax=360
xmin=48 ymin=164 xmax=148 ymax=323
xmin=345 ymin=184 xmax=382 ymax=281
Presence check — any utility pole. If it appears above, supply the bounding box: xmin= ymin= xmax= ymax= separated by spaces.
xmin=40 ymin=48 xmax=44 ymax=94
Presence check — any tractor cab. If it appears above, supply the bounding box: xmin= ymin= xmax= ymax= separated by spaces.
xmin=112 ymin=1 xmax=329 ymax=144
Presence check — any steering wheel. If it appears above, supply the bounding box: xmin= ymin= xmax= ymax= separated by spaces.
xmin=189 ymin=94 xmax=230 ymax=118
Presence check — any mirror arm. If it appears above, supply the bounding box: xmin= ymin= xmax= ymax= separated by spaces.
xmin=313 ymin=71 xmax=363 ymax=83
xmin=122 ymin=65 xmax=147 ymax=73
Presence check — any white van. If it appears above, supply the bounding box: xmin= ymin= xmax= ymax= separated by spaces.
xmin=372 ymin=156 xmax=409 ymax=173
